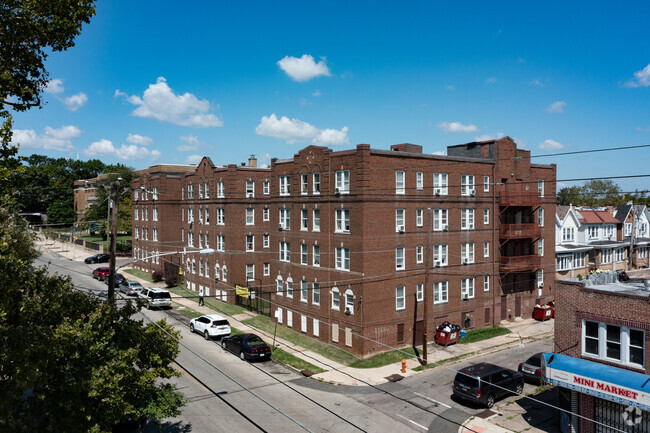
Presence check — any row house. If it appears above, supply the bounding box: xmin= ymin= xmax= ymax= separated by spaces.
xmin=614 ymin=204 xmax=650 ymax=269
xmin=132 ymin=137 xmax=556 ymax=356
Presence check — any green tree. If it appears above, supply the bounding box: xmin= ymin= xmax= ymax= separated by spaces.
xmin=581 ymin=179 xmax=622 ymax=207
xmin=0 ymin=207 xmax=185 ymax=432
xmin=557 ymin=185 xmax=584 ymax=205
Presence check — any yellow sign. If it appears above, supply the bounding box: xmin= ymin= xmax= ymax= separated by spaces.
xmin=235 ymin=285 xmax=249 ymax=299
xmin=179 ymin=267 xmax=184 ymax=275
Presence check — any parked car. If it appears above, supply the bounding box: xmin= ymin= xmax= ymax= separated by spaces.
xmin=189 ymin=314 xmax=231 ymax=340
xmin=518 ymin=353 xmax=544 ymax=383
xmin=138 ymin=287 xmax=171 ymax=309
xmin=105 ymin=273 xmax=126 ymax=286
xmin=119 ymin=280 xmax=144 ymax=296
xmin=221 ymin=333 xmax=271 ymax=361
xmin=96 ymin=290 xmax=108 ymax=299
xmin=85 ymin=253 xmax=110 ymax=264
xmin=452 ymin=363 xmax=524 ymax=408
xmin=92 ymin=267 xmax=110 ymax=280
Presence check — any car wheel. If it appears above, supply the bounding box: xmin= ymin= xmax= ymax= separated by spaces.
xmin=204 ymin=331 xmax=210 ymax=340
xmin=239 ymin=351 xmax=246 ymax=361
xmin=221 ymin=340 xmax=227 ymax=349
xmin=486 ymin=394 xmax=495 ymax=408
xmin=146 ymin=302 xmax=151 ymax=310
xmin=515 ymin=383 xmax=523 ymax=395
xmin=189 ymin=323 xmax=194 ymax=333
xmin=92 ymin=260 xmax=96 ymax=264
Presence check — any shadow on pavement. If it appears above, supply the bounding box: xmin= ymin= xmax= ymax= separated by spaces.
xmin=492 ymin=386 xmax=559 ymax=433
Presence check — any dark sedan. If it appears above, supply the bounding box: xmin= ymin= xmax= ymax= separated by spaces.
xmin=105 ymin=273 xmax=126 ymax=286
xmin=518 ymin=352 xmax=544 ymax=383
xmin=221 ymin=333 xmax=271 ymax=361
xmin=85 ymin=254 xmax=110 ymax=264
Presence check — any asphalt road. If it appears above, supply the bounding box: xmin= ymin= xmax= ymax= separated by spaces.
xmin=37 ymin=250 xmax=552 ymax=433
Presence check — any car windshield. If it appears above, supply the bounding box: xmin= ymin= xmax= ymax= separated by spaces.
xmin=152 ymin=292 xmax=171 ymax=299
xmin=526 ymin=355 xmax=542 ymax=367
xmin=245 ymin=336 xmax=265 ymax=346
xmin=456 ymin=373 xmax=479 ymax=388
xmin=213 ymin=320 xmax=229 ymax=326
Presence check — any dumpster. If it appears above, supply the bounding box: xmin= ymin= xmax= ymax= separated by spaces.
xmin=547 ymin=300 xmax=555 ymax=318
xmin=533 ymin=304 xmax=553 ymax=321
xmin=436 ymin=322 xmax=460 ymax=346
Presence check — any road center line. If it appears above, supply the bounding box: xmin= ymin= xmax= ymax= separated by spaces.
xmin=413 ymin=392 xmax=452 ymax=409
xmin=396 ymin=413 xmax=429 ymax=431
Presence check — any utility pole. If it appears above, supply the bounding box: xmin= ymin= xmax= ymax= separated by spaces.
xmin=422 ymin=208 xmax=434 ymax=366
xmin=107 ymin=179 xmax=120 ymax=301
xmin=629 ymin=205 xmax=638 ymax=270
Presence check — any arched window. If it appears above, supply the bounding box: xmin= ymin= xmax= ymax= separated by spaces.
xmin=222 ymin=265 xmax=228 ymax=282
xmin=331 ymin=287 xmax=340 ymax=310
xmin=215 ymin=264 xmax=220 ymax=282
xmin=344 ymin=289 xmax=354 ymax=314
xmin=276 ymin=275 xmax=283 ymax=296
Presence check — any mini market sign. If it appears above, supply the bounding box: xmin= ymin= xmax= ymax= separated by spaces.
xmin=543 ymin=353 xmax=650 ymax=411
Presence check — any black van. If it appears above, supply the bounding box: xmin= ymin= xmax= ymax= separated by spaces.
xmin=452 ymin=363 xmax=524 ymax=408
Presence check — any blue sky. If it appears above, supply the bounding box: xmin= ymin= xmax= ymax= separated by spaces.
xmin=10 ymin=1 xmax=650 ymax=192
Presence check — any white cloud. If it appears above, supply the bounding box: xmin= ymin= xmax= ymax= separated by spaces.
xmin=438 ymin=121 xmax=478 ymax=134
xmin=299 ymin=97 xmax=312 ymax=106
xmin=530 ymin=79 xmax=544 ymax=87
xmin=445 ymin=84 xmax=455 ymax=91
xmin=431 ymin=151 xmax=445 ymax=156
xmin=624 ymin=64 xmax=650 ymax=88
xmin=277 ymin=55 xmax=331 ymax=82
xmin=83 ymin=138 xmax=161 ymax=161
xmin=10 ymin=125 xmax=81 ymax=151
xmin=255 ymin=113 xmax=349 ymax=146
xmin=538 ymin=139 xmax=566 ymax=150
xmin=45 ymin=79 xmax=65 ymax=94
xmin=636 ymin=126 xmax=650 ymax=133
xmin=62 ymin=92 xmax=88 ymax=111
xmin=474 ymin=132 xmax=505 ymax=141
xmin=126 ymin=133 xmax=153 ymax=146
xmin=312 ymin=90 xmax=321 ymax=97
xmin=485 ymin=77 xmax=497 ymax=85
xmin=546 ymin=100 xmax=566 ymax=113
xmin=258 ymin=152 xmax=272 ymax=168
xmin=185 ymin=155 xmax=203 ymax=165
xmin=117 ymin=77 xmax=223 ymax=127
xmin=176 ymin=134 xmax=203 ymax=152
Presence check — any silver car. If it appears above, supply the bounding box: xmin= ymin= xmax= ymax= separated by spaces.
xmin=119 ymin=281 xmax=143 ymax=296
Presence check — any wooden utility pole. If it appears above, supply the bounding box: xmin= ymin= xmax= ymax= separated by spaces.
xmin=107 ymin=179 xmax=120 ymax=301
xmin=422 ymin=208 xmax=434 ymax=366
xmin=629 ymin=206 xmax=637 ymax=269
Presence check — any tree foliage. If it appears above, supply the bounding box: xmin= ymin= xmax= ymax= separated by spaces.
xmin=557 ymin=180 xmax=648 ymax=207
xmin=0 ymin=207 xmax=185 ymax=432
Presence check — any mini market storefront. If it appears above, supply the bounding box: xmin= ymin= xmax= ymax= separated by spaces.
xmin=543 ymin=353 xmax=650 ymax=433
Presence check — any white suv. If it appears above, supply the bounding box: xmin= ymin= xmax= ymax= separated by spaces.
xmin=139 ymin=288 xmax=171 ymax=309
xmin=189 ymin=314 xmax=231 ymax=340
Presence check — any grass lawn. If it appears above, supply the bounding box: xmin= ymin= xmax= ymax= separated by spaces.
xmin=270 ymin=347 xmax=325 ymax=373
xmin=123 ymin=268 xmax=154 ymax=283
xmin=349 ymin=346 xmax=418 ymax=369
xmin=242 ymin=315 xmax=359 ymax=366
xmin=167 ymin=284 xmax=247 ymax=317
xmin=458 ymin=327 xmax=511 ymax=344
xmin=76 ymin=233 xmax=131 ymax=249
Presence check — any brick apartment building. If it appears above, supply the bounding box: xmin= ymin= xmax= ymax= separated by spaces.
xmin=132 ymin=137 xmax=556 ymax=356
xmin=73 ymin=172 xmax=120 ymax=221
xmin=546 ymin=274 xmax=650 ymax=432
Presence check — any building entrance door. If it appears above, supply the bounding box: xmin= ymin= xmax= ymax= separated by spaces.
xmin=501 ymin=296 xmax=507 ymax=321
xmin=515 ymin=293 xmax=522 ymax=317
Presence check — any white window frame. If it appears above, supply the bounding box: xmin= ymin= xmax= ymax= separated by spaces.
xmin=574 ymin=252 xmax=585 ymax=268
xmin=483 ymin=208 xmax=489 ymax=225
xmin=433 ymin=209 xmax=448 ymax=231
xmin=416 ymin=209 xmax=423 ymax=227
xmin=263 ymin=181 xmax=270 ymax=195
xmin=246 ymin=208 xmax=254 ymax=225
xmin=300 ymin=280 xmax=308 ymax=303
xmin=217 ymin=235 xmax=225 ymax=252
xmin=335 ymin=209 xmax=350 ymax=233
xmin=557 ymin=255 xmax=572 ymax=271
xmin=395 ymin=247 xmax=405 ymax=270
xmin=538 ymin=208 xmax=544 ymax=227
xmin=263 ymin=234 xmax=269 ymax=248
xmin=416 ymin=245 xmax=424 ymax=264
xmin=538 ymin=179 xmax=544 ymax=197
xmin=433 ymin=173 xmax=448 ymax=195
xmin=263 ymin=263 xmax=270 ymax=276
xmin=461 ymin=278 xmax=475 ymax=299
xmin=246 ymin=181 xmax=254 ymax=198
xmin=312 ymin=282 xmax=320 ymax=305
xmin=301 ymin=244 xmax=308 ymax=265
xmin=395 ymin=286 xmax=405 ymax=310
xmin=433 ymin=244 xmax=448 ymax=266
xmin=395 ymin=209 xmax=405 ymax=232
xmin=433 ymin=281 xmax=448 ymax=304
xmin=301 ymin=209 xmax=308 ymax=231
xmin=313 ymin=245 xmax=320 ymax=267
xmin=336 ymin=170 xmax=350 ymax=194
xmin=217 ymin=181 xmax=225 ymax=198
xmin=538 ymin=238 xmax=544 ymax=256
xmin=279 ymin=209 xmax=291 ymax=230
xmin=484 ymin=241 xmax=490 ymax=258
xmin=280 ymin=176 xmax=291 ymax=196
xmin=484 ymin=275 xmax=490 ymax=292
xmin=279 ymin=241 xmax=290 ymax=262
xmin=601 ymin=248 xmax=612 ymax=264
xmin=331 ymin=287 xmax=340 ymax=310
xmin=416 ymin=172 xmax=423 ymax=190
xmin=313 ymin=173 xmax=321 ymax=195
xmin=286 ymin=277 xmax=293 ymax=298
xmin=217 ymin=208 xmax=225 ymax=225
xmin=461 ymin=243 xmax=474 ymax=264
xmin=263 ymin=207 xmax=269 ymax=221
xmin=615 ymin=247 xmax=625 ymax=262
xmin=562 ymin=227 xmax=575 ymax=243
xmin=344 ymin=289 xmax=354 ymax=314
xmin=313 ymin=208 xmax=320 ymax=231
xmin=483 ymin=175 xmax=490 ymax=192
xmin=461 ymin=209 xmax=475 ymax=230
xmin=395 ymin=171 xmax=405 ymax=195
xmin=335 ymin=247 xmax=350 ymax=271
xmin=461 ymin=175 xmax=475 ymax=196
xmin=301 ymin=174 xmax=308 ymax=195
xmin=416 ymin=283 xmax=423 ymax=302
xmin=276 ymin=276 xmax=283 ymax=296
xmin=582 ymin=320 xmax=645 ymax=368
xmin=246 ymin=235 xmax=254 ymax=251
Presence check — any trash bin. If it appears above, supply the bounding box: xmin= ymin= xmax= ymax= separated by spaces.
xmin=460 ymin=329 xmax=467 ymax=339
xmin=533 ymin=304 xmax=553 ymax=321
xmin=436 ymin=322 xmax=460 ymax=346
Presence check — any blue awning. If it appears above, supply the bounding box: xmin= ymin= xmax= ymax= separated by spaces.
xmin=543 ymin=353 xmax=650 ymax=411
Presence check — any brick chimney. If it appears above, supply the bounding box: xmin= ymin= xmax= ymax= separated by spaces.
xmin=248 ymin=155 xmax=257 ymax=167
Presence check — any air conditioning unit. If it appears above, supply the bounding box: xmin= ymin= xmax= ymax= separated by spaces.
xmin=443 ymin=225 xmax=449 ymax=231
xmin=398 ymin=225 xmax=405 ymax=233
xmin=278 ymin=224 xmax=283 ymax=231
xmin=345 ymin=307 xmax=351 ymax=315
xmin=469 ymin=224 xmax=474 ymax=230
xmin=462 ymin=295 xmax=469 ymax=301
xmin=469 ymin=189 xmax=476 ymax=197
xmin=463 ymin=258 xmax=469 ymax=265
xmin=434 ymin=260 xmax=441 ymax=267
xmin=539 ymin=283 xmax=544 ymax=288
xmin=435 ymin=189 xmax=441 ymax=196
xmin=247 ymin=193 xmax=254 ymax=198
xmin=335 ymin=187 xmax=341 ymax=196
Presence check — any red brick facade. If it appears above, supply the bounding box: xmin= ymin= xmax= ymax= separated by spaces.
xmin=133 ymin=137 xmax=556 ymax=356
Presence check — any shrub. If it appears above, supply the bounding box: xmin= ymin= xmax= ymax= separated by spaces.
xmin=165 ymin=274 xmax=178 ymax=288
xmin=152 ymin=271 xmax=164 ymax=282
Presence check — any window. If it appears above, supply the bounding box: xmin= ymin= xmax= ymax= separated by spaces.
xmin=395 ymin=286 xmax=405 ymax=310
xmin=331 ymin=287 xmax=340 ymax=310
xmin=562 ymin=227 xmax=575 ymax=242
xmin=484 ymin=209 xmax=489 ymax=225
xmin=301 ymin=209 xmax=308 ymax=231
xmin=135 ymin=208 xmax=139 ymax=220
xmin=604 ymin=224 xmax=614 ymax=239
xmin=276 ymin=276 xmax=283 ymax=296
xmin=416 ymin=284 xmax=423 ymax=302
xmin=335 ymin=170 xmax=350 ymax=194
xmin=287 ymin=311 xmax=293 ymax=327
xmin=433 ymin=173 xmax=448 ymax=195
xmin=537 ymin=238 xmax=544 ymax=256
xmin=286 ymin=278 xmax=293 ymax=298
xmin=313 ymin=245 xmax=320 ymax=267
xmin=263 ymin=207 xmax=269 ymax=221
xmin=279 ymin=242 xmax=290 ymax=262
xmin=345 ymin=289 xmax=354 ymax=314
xmin=433 ymin=281 xmax=448 ymax=304
xmin=188 ymin=208 xmax=194 ymax=224
xmin=313 ymin=319 xmax=319 ymax=337
xmin=537 ymin=269 xmax=544 ymax=288
xmin=246 ymin=235 xmax=254 ymax=251
xmin=461 ymin=278 xmax=475 ymax=299
xmin=135 ymin=227 xmax=139 ymax=240
xmin=538 ymin=208 xmax=544 ymax=227
xmin=205 ymin=233 xmax=209 ymax=248
xmin=484 ymin=241 xmax=490 ymax=258
xmin=484 ymin=276 xmax=490 ymax=291
xmin=263 ymin=181 xmax=269 ymax=195
xmin=395 ymin=171 xmax=405 ymax=195
xmin=217 ymin=235 xmax=225 ymax=252
xmin=300 ymin=280 xmax=308 ymax=302
xmin=301 ymin=174 xmax=308 ymax=195
xmin=574 ymin=252 xmax=585 ymax=268
xmin=217 ymin=181 xmax=224 ymax=198
xmin=416 ymin=172 xmax=423 ymax=190
xmin=601 ymin=248 xmax=612 ymax=264
xmin=280 ymin=176 xmax=290 ymax=196
xmin=263 ymin=234 xmax=269 ymax=248
xmin=538 ymin=179 xmax=544 ymax=197
xmin=301 ymin=244 xmax=308 ymax=265
xmin=336 ymin=209 xmax=350 ymax=232
xmin=625 ymin=223 xmax=632 ymax=236
xmin=313 ymin=173 xmax=321 ymax=194
xmin=264 ymin=263 xmax=270 ymax=276
xmin=198 ymin=183 xmax=203 ymax=199
xmin=246 ymin=264 xmax=254 ymax=282
xmin=276 ymin=307 xmax=283 ymax=323
xmin=461 ymin=209 xmax=474 ymax=230
xmin=187 ymin=232 xmax=194 ymax=247
xmin=395 ymin=247 xmax=405 ymax=270
xmin=461 ymin=175 xmax=475 ymax=196
xmin=433 ymin=244 xmax=448 ymax=266
xmin=461 ymin=243 xmax=474 ymax=264
xmin=615 ymin=247 xmax=625 ymax=262
xmin=484 ymin=175 xmax=490 ymax=192
xmin=416 ymin=246 xmax=424 ymax=264
xmin=279 ymin=209 xmax=291 ymax=230
xmin=433 ymin=209 xmax=448 ymax=231
xmin=246 ymin=208 xmax=254 ymax=225
xmin=204 ymin=208 xmax=208 ymax=224
xmin=135 ymin=190 xmax=139 ymax=201
xmin=217 ymin=208 xmax=225 ymax=225
xmin=557 ymin=255 xmax=572 ymax=271
xmin=395 ymin=209 xmax=405 ymax=232
xmin=153 ymin=229 xmax=159 ymax=241
xmin=588 ymin=225 xmax=599 ymax=240
xmin=188 ymin=184 xmax=194 ymax=199
xmin=312 ymin=282 xmax=320 ymax=305
xmin=639 ymin=247 xmax=648 ymax=259
xmin=416 ymin=209 xmax=423 ymax=227
xmin=313 ymin=209 xmax=320 ymax=231
xmin=215 ymin=264 xmax=220 ymax=281
xmin=335 ymin=247 xmax=350 ymax=271
xmin=301 ymin=314 xmax=307 ymax=333
xmin=204 ymin=183 xmax=209 ymax=198
xmin=582 ymin=320 xmax=645 ymax=367
xmin=246 ymin=181 xmax=254 ymax=197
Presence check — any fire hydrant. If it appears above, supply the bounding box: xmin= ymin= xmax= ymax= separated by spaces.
xmin=401 ymin=359 xmax=406 ymax=373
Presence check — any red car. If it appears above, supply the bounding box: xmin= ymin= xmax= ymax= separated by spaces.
xmin=92 ymin=267 xmax=110 ymax=280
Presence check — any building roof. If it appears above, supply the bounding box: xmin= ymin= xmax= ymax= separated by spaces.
xmin=556 ymin=205 xmax=571 ymax=221
xmin=577 ymin=209 xmax=619 ymax=224
xmin=614 ymin=204 xmax=632 ymax=222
